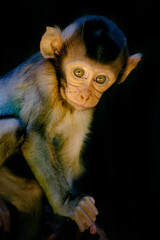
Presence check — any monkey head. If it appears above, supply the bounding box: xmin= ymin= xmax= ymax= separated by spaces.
xmin=60 ymin=58 xmax=118 ymax=110
xmin=40 ymin=15 xmax=142 ymax=111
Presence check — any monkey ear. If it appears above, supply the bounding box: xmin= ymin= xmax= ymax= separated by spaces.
xmin=118 ymin=53 xmax=142 ymax=83
xmin=40 ymin=27 xmax=63 ymax=59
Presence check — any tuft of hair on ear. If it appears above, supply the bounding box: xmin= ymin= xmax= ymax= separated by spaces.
xmin=40 ymin=26 xmax=63 ymax=59
xmin=118 ymin=53 xmax=142 ymax=83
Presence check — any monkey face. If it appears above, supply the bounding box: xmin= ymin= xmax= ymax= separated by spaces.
xmin=61 ymin=59 xmax=117 ymax=110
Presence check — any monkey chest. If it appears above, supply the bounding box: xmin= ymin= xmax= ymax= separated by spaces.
xmin=51 ymin=112 xmax=89 ymax=153
xmin=52 ymin=126 xmax=86 ymax=183
xmin=53 ymin=125 xmax=85 ymax=158
xmin=51 ymin=114 xmax=88 ymax=168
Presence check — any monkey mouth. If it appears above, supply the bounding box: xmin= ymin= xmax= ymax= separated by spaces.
xmin=60 ymin=87 xmax=85 ymax=110
xmin=67 ymin=98 xmax=93 ymax=111
xmin=60 ymin=87 xmax=93 ymax=111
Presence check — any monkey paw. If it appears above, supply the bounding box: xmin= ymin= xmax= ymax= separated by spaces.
xmin=71 ymin=196 xmax=98 ymax=233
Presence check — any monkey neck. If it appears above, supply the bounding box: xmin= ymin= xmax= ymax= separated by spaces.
xmin=46 ymin=102 xmax=94 ymax=184
xmin=46 ymin=96 xmax=94 ymax=137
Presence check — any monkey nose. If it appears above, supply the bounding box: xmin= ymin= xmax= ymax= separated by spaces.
xmin=80 ymin=89 xmax=91 ymax=101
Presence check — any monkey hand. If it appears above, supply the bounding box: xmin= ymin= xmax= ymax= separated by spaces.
xmin=0 ymin=197 xmax=10 ymax=233
xmin=71 ymin=196 xmax=98 ymax=234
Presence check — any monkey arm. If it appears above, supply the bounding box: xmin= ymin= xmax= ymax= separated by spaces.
xmin=0 ymin=118 xmax=25 ymax=166
xmin=21 ymin=129 xmax=98 ymax=233
xmin=21 ymin=129 xmax=75 ymax=215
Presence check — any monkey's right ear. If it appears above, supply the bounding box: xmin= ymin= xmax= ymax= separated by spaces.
xmin=40 ymin=27 xmax=63 ymax=59
xmin=118 ymin=53 xmax=142 ymax=83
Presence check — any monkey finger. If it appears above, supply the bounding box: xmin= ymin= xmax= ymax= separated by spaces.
xmin=83 ymin=197 xmax=99 ymax=217
xmin=89 ymin=197 xmax=95 ymax=204
xmin=79 ymin=199 xmax=97 ymax=222
xmin=90 ymin=222 xmax=97 ymax=235
xmin=87 ymin=197 xmax=98 ymax=215
xmin=77 ymin=206 xmax=93 ymax=228
xmin=74 ymin=212 xmax=86 ymax=232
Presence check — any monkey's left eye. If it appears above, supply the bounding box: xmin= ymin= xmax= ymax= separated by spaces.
xmin=95 ymin=75 xmax=107 ymax=84
xmin=73 ymin=68 xmax=85 ymax=78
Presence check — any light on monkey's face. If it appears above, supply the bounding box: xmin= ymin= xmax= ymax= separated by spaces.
xmin=65 ymin=67 xmax=104 ymax=110
xmin=73 ymin=68 xmax=108 ymax=84
xmin=73 ymin=68 xmax=107 ymax=84
xmin=73 ymin=68 xmax=85 ymax=78
xmin=62 ymin=60 xmax=116 ymax=111
xmin=95 ymin=75 xmax=107 ymax=84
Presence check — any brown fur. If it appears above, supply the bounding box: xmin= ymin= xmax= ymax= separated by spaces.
xmin=0 ymin=16 xmax=141 ymax=239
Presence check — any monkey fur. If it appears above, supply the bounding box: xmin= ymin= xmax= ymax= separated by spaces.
xmin=0 ymin=15 xmax=141 ymax=239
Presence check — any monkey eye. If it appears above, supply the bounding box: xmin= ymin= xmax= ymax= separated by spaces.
xmin=73 ymin=68 xmax=85 ymax=78
xmin=95 ymin=75 xmax=107 ymax=84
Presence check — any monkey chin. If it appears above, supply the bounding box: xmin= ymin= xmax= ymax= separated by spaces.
xmin=67 ymin=98 xmax=91 ymax=111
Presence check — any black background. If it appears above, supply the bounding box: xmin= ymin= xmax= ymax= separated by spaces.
xmin=0 ymin=1 xmax=159 ymax=240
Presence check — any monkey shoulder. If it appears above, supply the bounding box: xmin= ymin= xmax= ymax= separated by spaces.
xmin=0 ymin=53 xmax=58 ymax=126
xmin=0 ymin=53 xmax=42 ymax=117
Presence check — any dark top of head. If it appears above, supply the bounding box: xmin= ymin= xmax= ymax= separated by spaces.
xmin=73 ymin=15 xmax=127 ymax=64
